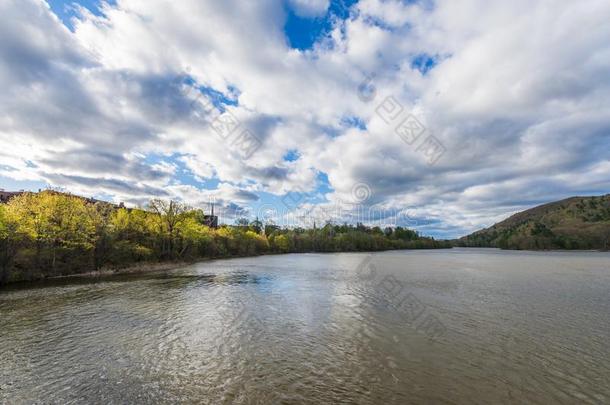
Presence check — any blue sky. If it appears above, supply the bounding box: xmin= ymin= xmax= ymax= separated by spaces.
xmin=47 ymin=0 xmax=115 ymax=28
xmin=284 ymin=0 xmax=358 ymax=49
xmin=1 ymin=0 xmax=610 ymax=238
xmin=49 ymin=0 xmax=355 ymax=48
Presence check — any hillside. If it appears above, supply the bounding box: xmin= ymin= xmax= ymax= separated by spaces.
xmin=459 ymin=195 xmax=610 ymax=250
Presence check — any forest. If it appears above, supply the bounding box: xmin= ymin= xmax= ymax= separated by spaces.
xmin=0 ymin=191 xmax=449 ymax=284
xmin=458 ymin=195 xmax=610 ymax=250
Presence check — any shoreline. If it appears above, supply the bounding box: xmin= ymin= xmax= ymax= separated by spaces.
xmin=2 ymin=246 xmax=609 ymax=289
xmin=453 ymin=246 xmax=608 ymax=253
xmin=0 ymin=247 xmax=448 ymax=288
xmin=0 ymin=254 xmax=264 ymax=288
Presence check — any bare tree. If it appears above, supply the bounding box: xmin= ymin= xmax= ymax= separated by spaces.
xmin=149 ymin=199 xmax=189 ymax=259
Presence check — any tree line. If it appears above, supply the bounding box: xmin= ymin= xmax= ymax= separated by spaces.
xmin=0 ymin=191 xmax=449 ymax=284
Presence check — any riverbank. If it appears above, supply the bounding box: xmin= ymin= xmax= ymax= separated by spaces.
xmin=1 ymin=246 xmax=452 ymax=287
xmin=1 ymin=255 xmax=253 ymax=288
xmin=1 ymin=191 xmax=452 ymax=286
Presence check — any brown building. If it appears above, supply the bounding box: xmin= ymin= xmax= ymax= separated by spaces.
xmin=202 ymin=204 xmax=219 ymax=228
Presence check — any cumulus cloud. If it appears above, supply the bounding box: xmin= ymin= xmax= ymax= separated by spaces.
xmin=0 ymin=0 xmax=609 ymax=236
xmin=288 ymin=0 xmax=330 ymax=17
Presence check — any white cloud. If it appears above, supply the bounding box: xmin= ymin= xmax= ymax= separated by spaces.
xmin=288 ymin=0 xmax=330 ymax=17
xmin=0 ymin=0 xmax=609 ymax=237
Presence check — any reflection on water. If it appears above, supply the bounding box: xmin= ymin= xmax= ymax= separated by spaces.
xmin=148 ymin=272 xmax=274 ymax=290
xmin=1 ymin=249 xmax=610 ymax=404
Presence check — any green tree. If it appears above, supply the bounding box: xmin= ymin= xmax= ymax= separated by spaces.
xmin=271 ymin=234 xmax=290 ymax=253
xmin=7 ymin=192 xmax=96 ymax=275
xmin=249 ymin=218 xmax=263 ymax=234
xmin=149 ymin=199 xmax=189 ymax=259
xmin=0 ymin=205 xmax=19 ymax=284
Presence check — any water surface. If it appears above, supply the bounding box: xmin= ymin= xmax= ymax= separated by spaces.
xmin=1 ymin=248 xmax=610 ymax=404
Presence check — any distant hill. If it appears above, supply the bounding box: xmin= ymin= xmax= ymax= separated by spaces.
xmin=458 ymin=195 xmax=610 ymax=250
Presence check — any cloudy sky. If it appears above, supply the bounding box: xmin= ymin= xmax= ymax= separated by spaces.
xmin=1 ymin=0 xmax=609 ymax=238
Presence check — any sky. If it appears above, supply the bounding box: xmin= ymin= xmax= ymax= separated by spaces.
xmin=1 ymin=0 xmax=609 ymax=238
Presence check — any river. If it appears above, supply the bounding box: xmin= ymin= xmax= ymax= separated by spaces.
xmin=1 ymin=248 xmax=609 ymax=404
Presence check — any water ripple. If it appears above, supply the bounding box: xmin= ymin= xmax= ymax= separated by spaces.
xmin=1 ymin=250 xmax=610 ymax=404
